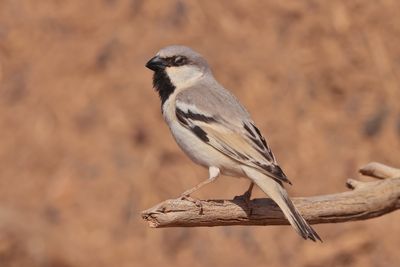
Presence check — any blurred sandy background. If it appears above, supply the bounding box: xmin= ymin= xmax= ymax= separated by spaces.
xmin=0 ymin=0 xmax=400 ymax=266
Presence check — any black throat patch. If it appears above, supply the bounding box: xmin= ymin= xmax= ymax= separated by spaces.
xmin=152 ymin=70 xmax=175 ymax=107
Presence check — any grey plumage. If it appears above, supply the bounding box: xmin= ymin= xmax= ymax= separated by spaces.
xmin=145 ymin=45 xmax=321 ymax=241
xmin=175 ymin=82 xmax=290 ymax=185
xmin=176 ymin=79 xmax=250 ymax=121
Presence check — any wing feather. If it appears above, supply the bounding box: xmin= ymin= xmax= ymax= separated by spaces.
xmin=175 ymin=100 xmax=291 ymax=185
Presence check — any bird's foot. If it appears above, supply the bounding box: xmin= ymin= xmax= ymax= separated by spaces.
xmin=180 ymin=193 xmax=203 ymax=209
xmin=234 ymin=191 xmax=253 ymax=216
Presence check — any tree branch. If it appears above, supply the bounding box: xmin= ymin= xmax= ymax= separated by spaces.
xmin=142 ymin=162 xmax=400 ymax=228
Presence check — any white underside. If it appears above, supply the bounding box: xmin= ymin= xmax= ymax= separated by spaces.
xmin=162 ymin=95 xmax=245 ymax=178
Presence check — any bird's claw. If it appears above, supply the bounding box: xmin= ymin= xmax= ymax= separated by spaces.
xmin=234 ymin=192 xmax=253 ymax=216
xmin=180 ymin=194 xmax=203 ymax=209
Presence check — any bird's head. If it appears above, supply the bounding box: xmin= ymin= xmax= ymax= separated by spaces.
xmin=146 ymin=46 xmax=210 ymax=103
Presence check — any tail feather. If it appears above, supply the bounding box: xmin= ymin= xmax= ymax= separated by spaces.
xmin=242 ymin=166 xmax=322 ymax=242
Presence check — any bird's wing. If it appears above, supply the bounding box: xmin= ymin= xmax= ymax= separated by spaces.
xmin=175 ymin=87 xmax=291 ymax=185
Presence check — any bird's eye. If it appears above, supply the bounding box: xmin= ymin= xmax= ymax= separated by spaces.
xmin=174 ymin=56 xmax=185 ymax=65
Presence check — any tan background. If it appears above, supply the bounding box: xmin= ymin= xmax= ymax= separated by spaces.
xmin=1 ymin=0 xmax=400 ymax=266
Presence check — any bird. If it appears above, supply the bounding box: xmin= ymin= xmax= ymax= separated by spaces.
xmin=145 ymin=45 xmax=321 ymax=241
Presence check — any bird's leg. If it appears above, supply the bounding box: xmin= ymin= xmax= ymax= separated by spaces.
xmin=242 ymin=182 xmax=254 ymax=202
xmin=180 ymin=166 xmax=220 ymax=206
xmin=234 ymin=182 xmax=254 ymax=215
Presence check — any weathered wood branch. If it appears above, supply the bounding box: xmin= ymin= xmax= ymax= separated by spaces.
xmin=142 ymin=162 xmax=400 ymax=228
xmin=359 ymin=162 xmax=400 ymax=179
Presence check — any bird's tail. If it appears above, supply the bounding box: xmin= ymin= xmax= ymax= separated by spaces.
xmin=242 ymin=166 xmax=322 ymax=242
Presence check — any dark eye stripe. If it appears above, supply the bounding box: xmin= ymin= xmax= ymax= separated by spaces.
xmin=174 ymin=56 xmax=184 ymax=64
xmin=166 ymin=56 xmax=188 ymax=66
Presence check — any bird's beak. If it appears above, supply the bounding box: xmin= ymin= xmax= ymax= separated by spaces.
xmin=145 ymin=56 xmax=168 ymax=71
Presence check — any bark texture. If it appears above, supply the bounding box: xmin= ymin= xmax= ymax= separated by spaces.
xmin=142 ymin=162 xmax=400 ymax=228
